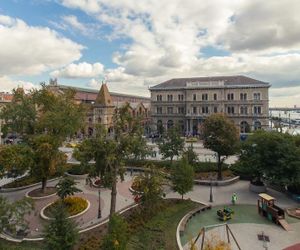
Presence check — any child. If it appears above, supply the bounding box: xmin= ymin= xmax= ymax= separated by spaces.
xmin=232 ymin=193 xmax=237 ymax=205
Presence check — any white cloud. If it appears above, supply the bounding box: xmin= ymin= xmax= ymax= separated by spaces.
xmin=62 ymin=15 xmax=87 ymax=33
xmin=222 ymin=0 xmax=300 ymax=53
xmin=0 ymin=15 xmax=84 ymax=76
xmin=61 ymin=0 xmax=101 ymax=13
xmin=51 ymin=62 xmax=104 ymax=78
xmin=0 ymin=76 xmax=38 ymax=92
xmin=58 ymin=1 xmax=300 ymax=106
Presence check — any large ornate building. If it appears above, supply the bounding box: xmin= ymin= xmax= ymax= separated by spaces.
xmin=48 ymin=79 xmax=151 ymax=136
xmin=149 ymin=75 xmax=270 ymax=135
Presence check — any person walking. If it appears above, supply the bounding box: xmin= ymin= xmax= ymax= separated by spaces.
xmin=231 ymin=193 xmax=238 ymax=205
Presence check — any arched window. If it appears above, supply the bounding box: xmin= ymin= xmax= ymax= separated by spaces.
xmin=240 ymin=121 xmax=250 ymax=133
xmin=254 ymin=121 xmax=262 ymax=130
xmin=167 ymin=120 xmax=174 ymax=129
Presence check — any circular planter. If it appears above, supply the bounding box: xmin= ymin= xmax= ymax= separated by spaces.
xmin=25 ymin=187 xmax=57 ymax=200
xmin=65 ymin=171 xmax=89 ymax=180
xmin=0 ymin=177 xmax=61 ymax=193
xmin=249 ymin=183 xmax=267 ymax=193
xmin=40 ymin=198 xmax=90 ymax=220
xmin=129 ymin=186 xmax=143 ymax=195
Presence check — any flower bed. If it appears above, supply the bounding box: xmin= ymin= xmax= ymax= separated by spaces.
xmin=44 ymin=197 xmax=88 ymax=218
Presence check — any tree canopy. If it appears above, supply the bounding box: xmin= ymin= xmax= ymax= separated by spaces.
xmin=171 ymin=158 xmax=194 ymax=199
xmin=0 ymin=84 xmax=85 ymax=192
xmin=201 ymin=114 xmax=239 ymax=180
xmin=75 ymin=105 xmax=148 ymax=217
xmin=44 ymin=202 xmax=78 ymax=250
xmin=0 ymin=196 xmax=33 ymax=236
xmin=158 ymin=127 xmax=184 ymax=163
xmin=237 ymin=130 xmax=300 ymax=189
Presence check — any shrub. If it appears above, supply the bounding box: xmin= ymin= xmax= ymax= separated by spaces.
xmin=45 ymin=197 xmax=88 ymax=217
xmin=67 ymin=164 xmax=88 ymax=175
xmin=101 ymin=214 xmax=128 ymax=250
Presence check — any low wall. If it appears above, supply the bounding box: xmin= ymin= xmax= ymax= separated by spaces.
xmin=0 ymin=177 xmax=61 ymax=193
xmin=194 ymin=176 xmax=240 ymax=186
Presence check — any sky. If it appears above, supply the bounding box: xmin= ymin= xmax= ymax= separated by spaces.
xmin=1 ymin=0 xmax=300 ymax=107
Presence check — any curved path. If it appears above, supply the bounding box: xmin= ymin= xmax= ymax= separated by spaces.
xmin=1 ymin=172 xmax=136 ymax=238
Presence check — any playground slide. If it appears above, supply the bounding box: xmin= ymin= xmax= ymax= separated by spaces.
xmin=278 ymin=219 xmax=292 ymax=231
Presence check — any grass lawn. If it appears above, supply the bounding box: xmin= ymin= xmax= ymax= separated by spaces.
xmin=126 ymin=200 xmax=199 ymax=250
xmin=0 ymin=239 xmax=43 ymax=250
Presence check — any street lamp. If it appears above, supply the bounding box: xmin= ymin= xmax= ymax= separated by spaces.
xmin=209 ymin=179 xmax=213 ymax=202
xmin=98 ymin=188 xmax=102 ymax=219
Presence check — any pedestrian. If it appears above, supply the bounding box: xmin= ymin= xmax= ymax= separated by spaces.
xmin=231 ymin=193 xmax=237 ymax=205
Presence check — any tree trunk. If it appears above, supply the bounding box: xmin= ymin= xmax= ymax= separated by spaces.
xmin=109 ymin=166 xmax=118 ymax=219
xmin=41 ymin=177 xmax=47 ymax=193
xmin=181 ymin=194 xmax=183 ymax=200
xmin=217 ymin=153 xmax=223 ymax=181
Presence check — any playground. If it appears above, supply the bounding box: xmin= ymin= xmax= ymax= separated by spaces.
xmin=181 ymin=197 xmax=300 ymax=250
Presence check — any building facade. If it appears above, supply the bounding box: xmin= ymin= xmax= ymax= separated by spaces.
xmin=48 ymin=79 xmax=151 ymax=136
xmin=149 ymin=76 xmax=270 ymax=135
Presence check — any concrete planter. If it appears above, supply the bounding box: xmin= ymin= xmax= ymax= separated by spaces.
xmin=194 ymin=176 xmax=240 ymax=186
xmin=40 ymin=198 xmax=90 ymax=220
xmin=249 ymin=183 xmax=266 ymax=193
xmin=65 ymin=172 xmax=89 ymax=180
xmin=25 ymin=189 xmax=57 ymax=200
xmin=0 ymin=177 xmax=61 ymax=193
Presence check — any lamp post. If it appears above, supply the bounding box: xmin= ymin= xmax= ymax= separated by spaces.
xmin=209 ymin=179 xmax=213 ymax=202
xmin=98 ymin=188 xmax=102 ymax=219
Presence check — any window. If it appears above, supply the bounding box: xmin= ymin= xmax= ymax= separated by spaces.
xmin=240 ymin=106 xmax=248 ymax=115
xmin=157 ymin=107 xmax=162 ymax=114
xmin=240 ymin=93 xmax=247 ymax=100
xmin=214 ymin=106 xmax=218 ymax=113
xmin=167 ymin=95 xmax=173 ymax=102
xmin=178 ymin=107 xmax=185 ymax=114
xmin=254 ymin=93 xmax=261 ymax=101
xmin=227 ymin=106 xmax=235 ymax=114
xmin=202 ymin=93 xmax=208 ymax=101
xmin=227 ymin=93 xmax=234 ymax=100
xmin=213 ymin=93 xmax=217 ymax=100
xmin=254 ymin=106 xmax=261 ymax=114
xmin=193 ymin=94 xmax=197 ymax=101
xmin=202 ymin=106 xmax=209 ymax=114
xmin=167 ymin=107 xmax=173 ymax=114
xmin=178 ymin=94 xmax=184 ymax=101
xmin=193 ymin=106 xmax=197 ymax=114
xmin=156 ymin=95 xmax=162 ymax=101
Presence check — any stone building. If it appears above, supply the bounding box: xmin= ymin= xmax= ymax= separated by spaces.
xmin=48 ymin=79 xmax=151 ymax=136
xmin=149 ymin=75 xmax=270 ymax=135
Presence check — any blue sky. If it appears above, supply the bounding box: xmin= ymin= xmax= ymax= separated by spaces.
xmin=1 ymin=0 xmax=300 ymax=106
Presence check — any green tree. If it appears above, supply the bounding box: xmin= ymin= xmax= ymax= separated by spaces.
xmin=0 ymin=144 xmax=34 ymax=178
xmin=44 ymin=202 xmax=78 ymax=250
xmin=75 ymin=105 xmax=147 ymax=218
xmin=101 ymin=214 xmax=128 ymax=250
xmin=171 ymin=158 xmax=194 ymax=199
xmin=56 ymin=177 xmax=81 ymax=200
xmin=201 ymin=114 xmax=239 ymax=180
xmin=134 ymin=166 xmax=164 ymax=211
xmin=182 ymin=143 xmax=198 ymax=166
xmin=237 ymin=131 xmax=300 ymax=188
xmin=0 ymin=84 xmax=85 ymax=192
xmin=0 ymin=88 xmax=36 ymax=135
xmin=30 ymin=134 xmax=67 ymax=193
xmin=0 ymin=196 xmax=33 ymax=236
xmin=158 ymin=127 xmax=184 ymax=164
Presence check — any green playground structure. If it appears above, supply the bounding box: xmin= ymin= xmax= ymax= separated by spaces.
xmin=217 ymin=207 xmax=234 ymax=221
